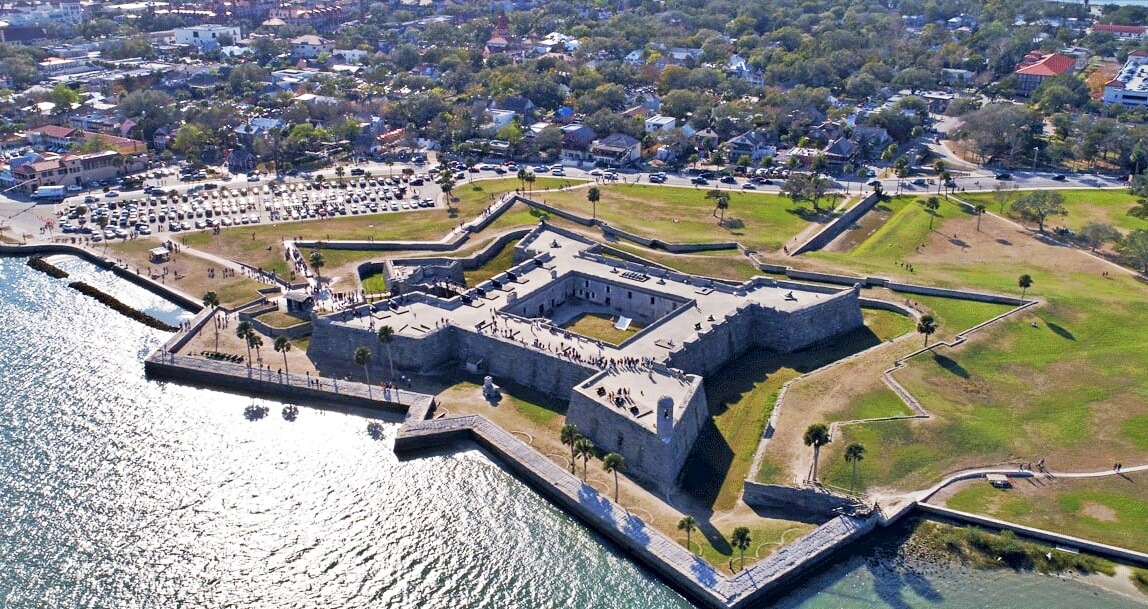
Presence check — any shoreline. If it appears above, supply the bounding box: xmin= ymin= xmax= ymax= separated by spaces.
xmin=5 ymin=244 xmax=1148 ymax=608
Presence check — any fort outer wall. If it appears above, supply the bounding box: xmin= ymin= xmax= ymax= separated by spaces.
xmin=667 ymin=287 xmax=865 ymax=377
xmin=566 ymin=372 xmax=710 ymax=489
xmin=306 ymin=315 xmax=598 ymax=400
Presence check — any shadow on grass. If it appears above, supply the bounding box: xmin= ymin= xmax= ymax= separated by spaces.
xmin=745 ymin=502 xmax=831 ymax=525
xmin=949 ymin=238 xmax=969 ymax=249
xmin=932 ymin=353 xmax=970 ymax=378
xmin=1045 ymin=322 xmax=1075 ymax=341
xmin=785 ymin=206 xmax=834 ymax=223
xmin=996 ymin=238 xmax=1012 ymax=246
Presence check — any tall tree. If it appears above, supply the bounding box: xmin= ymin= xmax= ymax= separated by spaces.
xmin=560 ymin=423 xmax=580 ymax=473
xmin=1011 ymin=191 xmax=1067 ymax=233
xmin=354 ymin=346 xmax=372 ymax=395
xmin=706 ymin=189 xmax=730 ymax=225
xmin=377 ymin=325 xmax=396 ymax=379
xmin=603 ymin=453 xmax=625 ymax=503
xmin=923 ymin=197 xmax=940 ymax=230
xmin=587 ymin=186 xmax=601 ymax=220
xmin=678 ymin=516 xmax=697 ymax=553
xmin=844 ymin=443 xmax=866 ymax=494
xmin=1118 ymin=229 xmax=1148 ymax=270
xmin=1018 ymin=274 xmax=1033 ymax=299
xmin=309 ymin=249 xmax=325 ymax=284
xmin=974 ymin=204 xmax=986 ymax=231
xmin=274 ymin=335 xmax=291 ymax=376
xmin=247 ymin=333 xmax=263 ymax=364
xmin=574 ymin=436 xmax=594 ymax=481
xmin=917 ymin=314 xmax=937 ymax=346
xmin=236 ymin=320 xmax=254 ymax=364
xmin=731 ymin=527 xmax=752 ymax=572
xmin=1078 ymin=222 xmax=1121 ymax=253
xmin=803 ymin=423 xmax=831 ymax=482
xmin=203 ymin=291 xmax=220 ymax=351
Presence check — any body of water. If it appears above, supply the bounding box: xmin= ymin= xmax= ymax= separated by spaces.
xmin=0 ymin=255 xmax=1143 ymax=608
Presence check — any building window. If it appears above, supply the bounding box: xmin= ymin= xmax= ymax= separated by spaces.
xmin=650 ymin=296 xmax=655 ymax=304
xmin=627 ymin=291 xmax=632 ymax=299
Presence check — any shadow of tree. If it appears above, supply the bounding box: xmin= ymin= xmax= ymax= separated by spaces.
xmin=1045 ymin=322 xmax=1075 ymax=341
xmin=932 ymin=353 xmax=969 ymax=378
xmin=996 ymin=238 xmax=1012 ymax=246
xmin=949 ymin=238 xmax=969 ymax=248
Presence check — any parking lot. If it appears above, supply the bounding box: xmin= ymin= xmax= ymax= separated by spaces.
xmin=57 ymin=174 xmax=436 ymax=242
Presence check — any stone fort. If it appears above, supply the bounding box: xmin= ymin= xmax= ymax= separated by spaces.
xmin=308 ymin=224 xmax=864 ymax=488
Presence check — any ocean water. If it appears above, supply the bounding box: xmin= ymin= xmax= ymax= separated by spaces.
xmin=0 ymin=255 xmax=1143 ymax=609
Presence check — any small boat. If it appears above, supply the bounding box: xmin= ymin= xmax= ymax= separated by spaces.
xmin=282 ymin=404 xmax=299 ymax=421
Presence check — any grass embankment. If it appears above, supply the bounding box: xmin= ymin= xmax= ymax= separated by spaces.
xmin=943 ymin=470 xmax=1148 ymax=553
xmin=794 ymin=190 xmax=1148 ymax=499
xmin=680 ymin=325 xmax=886 ymax=512
xmin=104 ymin=238 xmax=265 ymax=308
xmin=256 ymin=310 xmax=307 ymax=328
xmin=914 ymin=520 xmax=1115 ymax=574
xmin=462 ymin=239 xmax=518 ymax=286
xmin=962 ymin=188 xmax=1148 ymax=234
xmin=861 ymin=308 xmax=915 ymax=341
xmin=535 ymin=184 xmax=818 ymax=251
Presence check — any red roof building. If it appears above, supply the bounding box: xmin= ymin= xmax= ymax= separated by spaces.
xmin=1091 ymin=23 xmax=1147 ymax=39
xmin=1014 ymin=51 xmax=1077 ymax=95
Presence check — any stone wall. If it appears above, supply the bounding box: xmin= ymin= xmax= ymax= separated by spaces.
xmin=742 ymin=481 xmax=855 ymax=517
xmin=505 ymin=272 xmax=689 ymax=327
xmin=567 ymin=373 xmax=710 ymax=488
xmin=455 ymin=330 xmax=597 ymax=400
xmin=792 ymin=193 xmax=883 ymax=255
xmin=668 ymin=303 xmax=759 ymax=376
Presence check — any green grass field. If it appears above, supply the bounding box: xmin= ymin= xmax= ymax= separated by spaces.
xmin=943 ymin=471 xmax=1148 ymax=553
xmin=962 ymin=188 xmax=1148 ymax=233
xmin=462 ymin=240 xmax=518 ymax=286
xmin=861 ymin=309 xmax=915 ymax=341
xmin=562 ymin=312 xmax=642 ymax=345
xmin=534 ymin=184 xmax=818 ymax=251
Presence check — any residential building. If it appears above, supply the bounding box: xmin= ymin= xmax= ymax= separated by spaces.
xmin=589 ymin=133 xmax=641 ymax=166
xmin=560 ymin=123 xmax=595 ymax=162
xmin=1090 ymin=23 xmax=1147 ymax=40
xmin=1103 ymin=51 xmax=1148 ymax=107
xmin=269 ymin=3 xmax=344 ymax=27
xmin=645 ymin=115 xmax=676 ymax=133
xmin=11 ymin=150 xmax=120 ymax=192
xmin=1014 ymin=50 xmax=1076 ymax=95
xmin=722 ymin=131 xmax=775 ymax=164
xmin=174 ymin=25 xmax=241 ymax=50
xmin=0 ymin=0 xmax=82 ymax=26
xmin=291 ymin=34 xmax=333 ymax=59
xmin=24 ymin=125 xmax=147 ymax=155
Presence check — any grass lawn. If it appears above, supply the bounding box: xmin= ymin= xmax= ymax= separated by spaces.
xmin=462 ymin=239 xmax=518 ymax=286
xmin=862 ymin=309 xmax=915 ymax=341
xmin=256 ymin=310 xmax=308 ymax=328
xmin=962 ymin=188 xmax=1148 ymax=234
xmin=561 ymin=312 xmax=642 ymax=345
xmin=103 ymin=238 xmax=266 ymax=308
xmin=690 ymin=520 xmax=816 ymax=571
xmin=454 ymin=177 xmax=580 ymax=208
xmin=681 ymin=325 xmax=885 ymax=512
xmin=361 ymin=272 xmax=386 ymax=295
xmin=534 ymin=184 xmax=818 ymax=251
xmin=942 ymin=471 xmax=1148 ymax=553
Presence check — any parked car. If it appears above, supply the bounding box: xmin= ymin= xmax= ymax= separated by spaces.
xmin=1052 ymin=174 xmax=1067 ymax=181
xmin=995 ymin=172 xmax=1012 ymax=180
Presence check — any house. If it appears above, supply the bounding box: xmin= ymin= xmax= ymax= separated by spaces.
xmin=727 ymin=55 xmax=764 ymax=87
xmin=1091 ymin=23 xmax=1147 ymax=40
xmin=0 ymin=0 xmax=82 ymax=26
xmin=722 ymin=131 xmax=775 ymax=164
xmin=666 ymin=47 xmax=703 ymax=65
xmin=589 ymin=133 xmax=641 ymax=166
xmin=226 ymin=148 xmax=257 ymax=171
xmin=484 ymin=108 xmax=517 ymax=131
xmin=645 ymin=115 xmax=676 ymax=133
xmin=484 ymin=13 xmax=514 ymax=57
xmin=1103 ymin=51 xmax=1148 ymax=107
xmin=623 ymin=49 xmax=644 ymax=66
xmin=174 ymin=25 xmax=241 ymax=50
xmin=691 ymin=127 xmax=721 ymax=151
xmin=291 ymin=35 xmax=332 ymax=59
xmin=560 ymin=123 xmax=595 ymax=162
xmin=11 ymin=150 xmax=120 ymax=192
xmin=0 ymin=24 xmax=47 ymax=45
xmin=1014 ymin=51 xmax=1077 ymax=96
xmin=332 ymin=48 xmax=369 ymax=64
xmin=496 ymin=96 xmax=536 ymax=122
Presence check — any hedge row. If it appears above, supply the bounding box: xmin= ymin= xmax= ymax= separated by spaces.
xmin=68 ymin=281 xmax=179 ymax=332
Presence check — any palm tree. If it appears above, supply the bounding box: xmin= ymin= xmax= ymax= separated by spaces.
xmin=677 ymin=516 xmax=697 ymax=553
xmin=274 ymin=335 xmax=291 ymax=376
xmin=731 ymin=527 xmax=751 ymax=571
xmin=587 ymin=186 xmax=601 ymax=219
xmin=203 ymin=291 xmax=220 ymax=350
xmin=560 ymin=423 xmax=580 ymax=473
xmin=354 ymin=345 xmax=372 ymax=395
xmin=706 ymin=189 xmax=730 ymax=225
xmin=917 ymin=314 xmax=937 ymax=347
xmin=924 ymin=196 xmax=940 ymax=230
xmin=236 ymin=320 xmax=254 ymax=363
xmin=516 ymin=167 xmax=528 ymax=191
xmin=803 ymin=423 xmax=831 ymax=482
xmin=524 ymin=172 xmax=536 ymax=195
xmin=335 ymin=165 xmax=345 ymax=180
xmin=603 ymin=452 xmax=625 ymax=502
xmin=309 ymin=249 xmax=325 ymax=284
xmin=377 ymin=325 xmax=396 ymax=379
xmin=574 ymin=436 xmax=594 ymax=481
xmin=844 ymin=443 xmax=866 ymax=494
xmin=974 ymin=204 xmax=986 ymax=231
xmin=1018 ymin=273 xmax=1033 ymax=299
xmin=247 ymin=333 xmax=263 ymax=364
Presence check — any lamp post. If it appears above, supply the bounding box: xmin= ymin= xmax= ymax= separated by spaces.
xmin=1032 ymin=146 xmax=1039 ymax=172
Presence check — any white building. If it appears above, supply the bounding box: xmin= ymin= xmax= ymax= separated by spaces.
xmin=644 ymin=115 xmax=676 ymax=133
xmin=0 ymin=0 xmax=82 ymax=26
xmin=174 ymin=25 xmax=241 ymax=49
xmin=291 ymin=34 xmax=332 ymax=59
xmin=1103 ymin=51 xmax=1148 ymax=107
